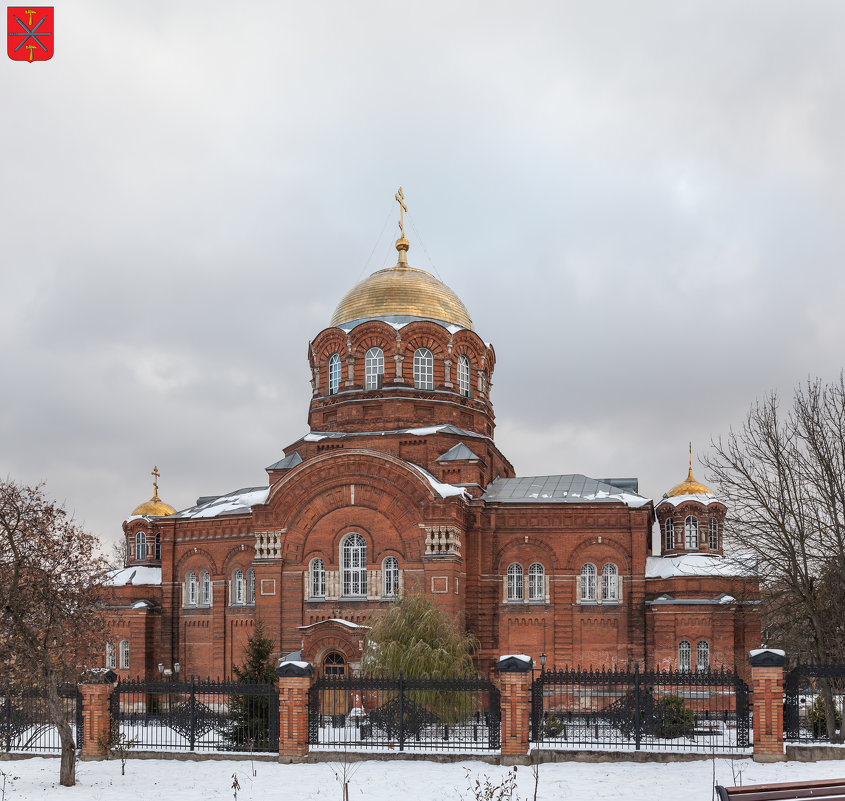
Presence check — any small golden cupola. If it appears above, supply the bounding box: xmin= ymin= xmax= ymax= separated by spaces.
xmin=131 ymin=466 xmax=176 ymax=517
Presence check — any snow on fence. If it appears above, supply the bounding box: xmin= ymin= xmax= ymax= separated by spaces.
xmin=1 ymin=685 xmax=82 ymax=754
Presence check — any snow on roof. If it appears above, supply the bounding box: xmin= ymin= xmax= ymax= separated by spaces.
xmin=645 ymin=554 xmax=757 ymax=579
xmin=174 ymin=487 xmax=269 ymax=519
xmin=750 ymin=648 xmax=786 ymax=657
xmin=131 ymin=600 xmax=154 ymax=609
xmin=104 ymin=566 xmax=162 ymax=587
xmin=406 ymin=463 xmax=470 ymax=499
xmin=297 ymin=618 xmax=369 ymax=630
xmin=656 ymin=493 xmax=721 ymax=508
xmin=300 ymin=423 xmax=489 ymax=443
xmin=483 ymin=475 xmax=649 ymax=508
xmin=497 ymin=654 xmax=532 ymax=663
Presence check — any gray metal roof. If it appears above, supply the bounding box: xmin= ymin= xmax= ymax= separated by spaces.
xmin=303 ymin=423 xmax=488 ymax=441
xmin=482 ymin=474 xmax=647 ymax=506
xmin=266 ymin=451 xmax=303 ymax=471
xmin=436 ymin=442 xmax=481 ymax=462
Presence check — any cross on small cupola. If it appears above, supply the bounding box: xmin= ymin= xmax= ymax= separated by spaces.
xmin=394 ymin=186 xmax=410 ymax=265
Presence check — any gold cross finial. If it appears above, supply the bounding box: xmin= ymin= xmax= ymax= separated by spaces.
xmin=688 ymin=442 xmax=694 ymax=479
xmin=395 ymin=187 xmax=407 ymax=239
xmin=151 ymin=466 xmax=160 ymax=499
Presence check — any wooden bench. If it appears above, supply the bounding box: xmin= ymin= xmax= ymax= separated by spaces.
xmin=715 ymin=778 xmax=845 ymax=801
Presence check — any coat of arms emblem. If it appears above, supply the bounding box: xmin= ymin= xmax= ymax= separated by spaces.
xmin=7 ymin=7 xmax=53 ymax=62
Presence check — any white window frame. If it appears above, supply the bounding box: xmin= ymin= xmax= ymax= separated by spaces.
xmin=232 ymin=568 xmax=245 ymax=605
xmin=365 ymin=347 xmax=384 ymax=390
xmin=310 ymin=558 xmax=326 ymax=598
xmin=664 ymin=518 xmax=674 ymax=551
xmin=136 ymin=531 xmax=146 ymax=561
xmin=580 ymin=563 xmax=597 ymax=602
xmin=697 ymin=640 xmax=710 ymax=672
xmin=507 ymin=563 xmax=524 ymax=602
xmin=709 ymin=518 xmax=719 ymax=550
xmin=413 ymin=348 xmax=434 ymax=390
xmin=528 ymin=562 xmax=545 ymax=602
xmin=328 ymin=353 xmax=341 ymax=395
xmin=602 ymin=563 xmax=619 ymax=603
xmin=382 ymin=556 xmax=399 ymax=598
xmin=105 ymin=641 xmax=116 ymax=670
xmin=457 ymin=355 xmax=471 ymax=397
xmin=119 ymin=640 xmax=130 ymax=670
xmin=678 ymin=640 xmax=692 ymax=672
xmin=186 ymin=571 xmax=198 ymax=606
xmin=341 ymin=533 xmax=366 ymax=597
xmin=684 ymin=516 xmax=699 ymax=549
xmin=246 ymin=568 xmax=255 ymax=604
xmin=199 ymin=570 xmax=211 ymax=606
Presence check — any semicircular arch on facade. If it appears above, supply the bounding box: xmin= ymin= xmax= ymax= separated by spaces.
xmin=493 ymin=537 xmax=558 ymax=573
xmin=174 ymin=546 xmax=219 ymax=577
xmin=566 ymin=536 xmax=631 ymax=575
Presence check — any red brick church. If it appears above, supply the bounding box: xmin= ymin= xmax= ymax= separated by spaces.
xmin=101 ymin=193 xmax=760 ymax=680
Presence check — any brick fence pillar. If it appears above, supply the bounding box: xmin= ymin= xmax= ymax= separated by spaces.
xmin=749 ymin=649 xmax=786 ymax=762
xmin=276 ymin=660 xmax=314 ymax=761
xmin=77 ymin=668 xmax=117 ymax=759
xmin=495 ymin=655 xmax=533 ymax=758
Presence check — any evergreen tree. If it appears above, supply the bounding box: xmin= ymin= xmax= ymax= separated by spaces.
xmin=223 ymin=620 xmax=277 ymax=750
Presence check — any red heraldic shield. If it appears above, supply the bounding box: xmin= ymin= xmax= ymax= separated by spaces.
xmin=7 ymin=7 xmax=53 ymax=62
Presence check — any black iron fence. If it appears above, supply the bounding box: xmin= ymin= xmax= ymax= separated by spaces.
xmin=784 ymin=663 xmax=845 ymax=742
xmin=531 ymin=664 xmax=750 ymax=753
xmin=1 ymin=684 xmax=82 ymax=753
xmin=111 ymin=677 xmax=279 ymax=752
xmin=308 ymin=672 xmax=501 ymax=752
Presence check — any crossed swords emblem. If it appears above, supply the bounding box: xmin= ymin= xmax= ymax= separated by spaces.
xmin=8 ymin=11 xmax=52 ymax=61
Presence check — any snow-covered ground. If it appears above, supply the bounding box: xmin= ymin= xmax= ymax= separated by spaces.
xmin=2 ymin=756 xmax=845 ymax=801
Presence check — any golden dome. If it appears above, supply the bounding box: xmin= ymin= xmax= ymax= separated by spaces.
xmin=330 ymin=239 xmax=474 ymax=331
xmin=666 ymin=466 xmax=714 ymax=498
xmin=131 ymin=466 xmax=176 ymax=517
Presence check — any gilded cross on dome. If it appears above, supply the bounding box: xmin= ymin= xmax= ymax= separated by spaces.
xmin=395 ymin=187 xmax=407 ymax=239
xmin=151 ymin=465 xmax=160 ymax=499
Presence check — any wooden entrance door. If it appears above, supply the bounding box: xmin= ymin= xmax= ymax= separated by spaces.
xmin=322 ymin=652 xmax=348 ymax=716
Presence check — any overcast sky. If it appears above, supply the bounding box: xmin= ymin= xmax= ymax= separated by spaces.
xmin=3 ymin=1 xmax=844 ymax=549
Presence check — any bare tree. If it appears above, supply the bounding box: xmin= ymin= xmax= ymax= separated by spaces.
xmin=705 ymin=375 xmax=845 ymax=740
xmin=0 ymin=479 xmax=108 ymax=786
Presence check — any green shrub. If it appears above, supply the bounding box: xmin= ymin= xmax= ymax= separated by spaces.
xmin=543 ymin=715 xmax=564 ymax=738
xmin=807 ymin=696 xmax=842 ymax=728
xmin=654 ymin=694 xmax=694 ymax=739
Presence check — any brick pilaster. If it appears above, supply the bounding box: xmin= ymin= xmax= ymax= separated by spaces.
xmin=749 ymin=649 xmax=786 ymax=762
xmin=77 ymin=669 xmax=117 ymax=759
xmin=276 ymin=661 xmax=313 ymax=760
xmin=495 ymin=655 xmax=533 ymax=757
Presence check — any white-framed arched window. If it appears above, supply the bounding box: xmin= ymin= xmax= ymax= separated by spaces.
xmin=246 ymin=568 xmax=255 ymax=604
xmin=365 ymin=347 xmax=384 ymax=390
xmin=684 ymin=516 xmax=699 ymax=549
xmin=697 ymin=640 xmax=710 ymax=672
xmin=580 ymin=563 xmax=597 ymax=602
xmin=310 ymin=558 xmax=326 ymax=598
xmin=119 ymin=640 xmax=130 ymax=670
xmin=664 ymin=518 xmax=674 ymax=551
xmin=528 ymin=562 xmax=545 ymax=602
xmin=457 ymin=355 xmax=471 ymax=397
xmin=105 ymin=641 xmax=116 ymax=670
xmin=602 ymin=563 xmax=619 ymax=602
xmin=136 ymin=531 xmax=146 ymax=561
xmin=413 ymin=348 xmax=434 ymax=390
xmin=678 ymin=640 xmax=692 ymax=672
xmin=328 ymin=354 xmax=341 ymax=395
xmin=186 ymin=571 xmax=198 ymax=606
xmin=382 ymin=556 xmax=399 ymax=598
xmin=154 ymin=532 xmax=161 ymax=561
xmin=507 ymin=563 xmax=524 ymax=601
xmin=199 ymin=570 xmax=211 ymax=606
xmin=232 ymin=568 xmax=245 ymax=605
xmin=709 ymin=518 xmax=719 ymax=550
xmin=341 ymin=533 xmax=366 ymax=597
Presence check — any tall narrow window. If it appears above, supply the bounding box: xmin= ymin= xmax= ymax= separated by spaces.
xmin=199 ymin=570 xmax=211 ymax=606
xmin=580 ymin=563 xmax=597 ymax=602
xmin=310 ymin=558 xmax=326 ymax=598
xmin=602 ymin=563 xmax=619 ymax=602
xmin=709 ymin=518 xmax=719 ymax=550
xmin=186 ymin=571 xmax=198 ymax=606
xmin=119 ymin=640 xmax=130 ymax=670
xmin=136 ymin=531 xmax=146 ymax=561
xmin=528 ymin=563 xmax=545 ymax=602
xmin=684 ymin=516 xmax=699 ymax=549
xmin=382 ymin=557 xmax=399 ymax=598
xmin=246 ymin=568 xmax=255 ymax=604
xmin=664 ymin=518 xmax=675 ymax=551
xmin=365 ymin=347 xmax=384 ymax=389
xmin=105 ymin=642 xmax=116 ymax=670
xmin=232 ymin=568 xmax=245 ymax=605
xmin=328 ymin=354 xmax=341 ymax=395
xmin=507 ymin=563 xmax=524 ymax=601
xmin=341 ymin=533 xmax=366 ymax=597
xmin=678 ymin=640 xmax=692 ymax=672
xmin=413 ymin=348 xmax=434 ymax=390
xmin=696 ymin=640 xmax=710 ymax=672
xmin=457 ymin=355 xmax=471 ymax=397
xmin=154 ymin=532 xmax=161 ymax=561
